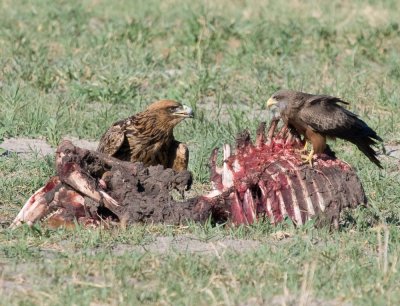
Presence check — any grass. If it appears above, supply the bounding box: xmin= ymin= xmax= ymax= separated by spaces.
xmin=1 ymin=0 xmax=400 ymax=304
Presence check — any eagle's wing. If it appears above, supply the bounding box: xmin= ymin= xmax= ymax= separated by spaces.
xmin=298 ymin=96 xmax=355 ymax=137
xmin=97 ymin=121 xmax=126 ymax=156
xmin=298 ymin=95 xmax=383 ymax=168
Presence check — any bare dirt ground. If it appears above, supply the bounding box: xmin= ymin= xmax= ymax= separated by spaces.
xmin=0 ymin=137 xmax=98 ymax=158
xmin=384 ymin=144 xmax=400 ymax=159
xmin=110 ymin=235 xmax=263 ymax=255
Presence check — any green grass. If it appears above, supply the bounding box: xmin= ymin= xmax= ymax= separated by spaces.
xmin=1 ymin=0 xmax=400 ymax=304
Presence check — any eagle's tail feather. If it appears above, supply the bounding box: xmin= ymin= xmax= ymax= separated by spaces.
xmin=368 ymin=131 xmax=383 ymax=142
xmin=353 ymin=137 xmax=383 ymax=169
xmin=345 ymin=118 xmax=383 ymax=168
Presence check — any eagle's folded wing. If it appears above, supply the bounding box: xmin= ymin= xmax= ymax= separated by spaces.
xmin=97 ymin=124 xmax=125 ymax=156
xmin=299 ymin=98 xmax=355 ymax=137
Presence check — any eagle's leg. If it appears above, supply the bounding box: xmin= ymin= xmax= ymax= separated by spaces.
xmin=298 ymin=141 xmax=309 ymax=153
xmin=167 ymin=140 xmax=189 ymax=172
xmin=301 ymin=131 xmax=326 ymax=167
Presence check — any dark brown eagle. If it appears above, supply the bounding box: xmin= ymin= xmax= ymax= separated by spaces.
xmin=97 ymin=100 xmax=194 ymax=171
xmin=266 ymin=90 xmax=383 ymax=168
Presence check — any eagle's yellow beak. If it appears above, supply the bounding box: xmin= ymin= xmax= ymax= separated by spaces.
xmin=173 ymin=105 xmax=194 ymax=118
xmin=266 ymin=97 xmax=277 ymax=108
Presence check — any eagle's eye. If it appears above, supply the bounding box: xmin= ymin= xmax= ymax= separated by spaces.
xmin=168 ymin=106 xmax=179 ymax=112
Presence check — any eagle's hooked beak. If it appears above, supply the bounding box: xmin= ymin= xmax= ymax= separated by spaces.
xmin=266 ymin=97 xmax=281 ymax=119
xmin=266 ymin=97 xmax=278 ymax=109
xmin=173 ymin=105 xmax=194 ymax=118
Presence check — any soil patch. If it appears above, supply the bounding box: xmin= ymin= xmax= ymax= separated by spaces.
xmin=383 ymin=144 xmax=400 ymax=159
xmin=111 ymin=235 xmax=262 ymax=255
xmin=0 ymin=137 xmax=98 ymax=158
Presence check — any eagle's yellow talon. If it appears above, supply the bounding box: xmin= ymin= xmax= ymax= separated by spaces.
xmin=301 ymin=149 xmax=314 ymax=167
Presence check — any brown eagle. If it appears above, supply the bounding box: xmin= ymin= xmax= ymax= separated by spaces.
xmin=97 ymin=100 xmax=194 ymax=171
xmin=266 ymin=90 xmax=383 ymax=168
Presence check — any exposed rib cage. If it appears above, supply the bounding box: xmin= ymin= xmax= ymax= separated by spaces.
xmin=204 ymin=121 xmax=367 ymax=227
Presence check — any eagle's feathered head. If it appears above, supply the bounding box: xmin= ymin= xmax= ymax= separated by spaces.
xmin=266 ymin=90 xmax=308 ymax=111
xmin=145 ymin=99 xmax=194 ymax=129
